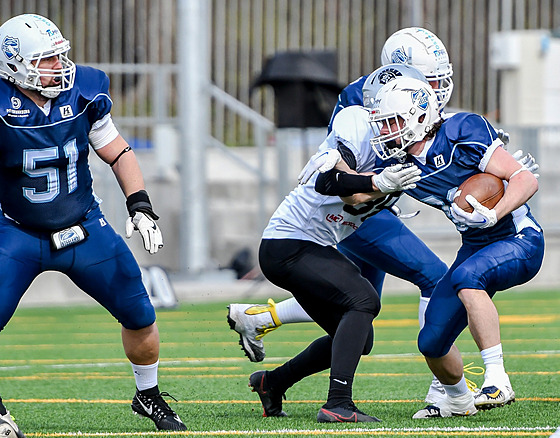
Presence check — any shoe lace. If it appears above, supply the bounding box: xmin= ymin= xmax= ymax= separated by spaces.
xmin=144 ymin=392 xmax=178 ymax=419
xmin=463 ymin=362 xmax=485 ymax=392
xmin=255 ymin=324 xmax=279 ymax=340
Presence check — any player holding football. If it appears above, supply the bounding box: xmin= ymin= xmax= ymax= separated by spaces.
xmin=0 ymin=14 xmax=185 ymax=432
xmin=349 ymin=76 xmax=544 ymax=418
xmin=228 ymin=27 xmax=538 ymax=407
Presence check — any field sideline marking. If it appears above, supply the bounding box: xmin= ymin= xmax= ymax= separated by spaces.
xmin=21 ymin=426 xmax=558 ymax=437
xmin=2 ymin=371 xmax=560 ymax=381
xmin=6 ymin=397 xmax=560 ymax=404
xmin=2 ymin=350 xmax=560 ymax=368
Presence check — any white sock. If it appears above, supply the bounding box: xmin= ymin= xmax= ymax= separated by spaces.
xmin=275 ymin=297 xmax=313 ymax=324
xmin=443 ymin=376 xmax=469 ymax=397
xmin=418 ymin=296 xmax=430 ymax=330
xmin=481 ymin=344 xmax=506 ymax=382
xmin=131 ymin=360 xmax=159 ymax=391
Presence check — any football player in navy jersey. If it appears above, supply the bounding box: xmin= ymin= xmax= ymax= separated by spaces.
xmin=247 ymin=101 xmax=422 ymax=422
xmin=362 ymin=77 xmax=544 ymax=418
xmin=0 ymin=14 xmax=185 ymax=432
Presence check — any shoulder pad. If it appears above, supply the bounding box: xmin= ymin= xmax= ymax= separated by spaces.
xmin=73 ymin=66 xmax=111 ymax=99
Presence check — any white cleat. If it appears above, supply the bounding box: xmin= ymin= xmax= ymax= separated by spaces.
xmin=474 ymin=376 xmax=515 ymax=410
xmin=0 ymin=411 xmax=26 ymax=438
xmin=424 ymin=362 xmax=484 ymax=404
xmin=227 ymin=298 xmax=281 ymax=362
xmin=413 ymin=392 xmax=477 ymax=419
xmin=424 ymin=377 xmax=446 ymax=404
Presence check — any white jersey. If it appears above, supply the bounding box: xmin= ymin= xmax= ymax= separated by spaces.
xmin=262 ymin=106 xmax=386 ymax=246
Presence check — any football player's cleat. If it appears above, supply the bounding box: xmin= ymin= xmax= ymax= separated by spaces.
xmin=131 ymin=388 xmax=186 ymax=431
xmin=0 ymin=411 xmax=26 ymax=438
xmin=317 ymin=403 xmax=381 ymax=423
xmin=424 ymin=362 xmax=484 ymax=404
xmin=249 ymin=370 xmax=287 ymax=417
xmin=473 ymin=380 xmax=515 ymax=410
xmin=413 ymin=392 xmax=477 ymax=419
xmin=227 ymin=298 xmax=282 ymax=362
xmin=424 ymin=377 xmax=446 ymax=404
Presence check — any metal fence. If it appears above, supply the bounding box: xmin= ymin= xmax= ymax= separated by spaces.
xmin=3 ymin=0 xmax=560 ymax=146
xmin=2 ymin=1 xmax=560 ymax=274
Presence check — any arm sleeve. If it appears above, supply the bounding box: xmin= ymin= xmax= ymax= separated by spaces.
xmin=315 ymin=143 xmax=371 ymax=196
xmin=88 ymin=114 xmax=119 ymax=150
xmin=315 ymin=169 xmax=373 ymax=196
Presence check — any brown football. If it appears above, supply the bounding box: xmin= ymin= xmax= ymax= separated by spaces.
xmin=455 ymin=173 xmax=504 ymax=213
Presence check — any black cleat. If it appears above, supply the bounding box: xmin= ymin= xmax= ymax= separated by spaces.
xmin=249 ymin=370 xmax=287 ymax=417
xmin=317 ymin=403 xmax=381 ymax=423
xmin=131 ymin=388 xmax=187 ymax=431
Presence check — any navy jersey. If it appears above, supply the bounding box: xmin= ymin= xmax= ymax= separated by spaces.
xmin=327 ymin=75 xmax=367 ymax=134
xmin=387 ymin=113 xmax=540 ymax=245
xmin=0 ymin=66 xmax=112 ymax=230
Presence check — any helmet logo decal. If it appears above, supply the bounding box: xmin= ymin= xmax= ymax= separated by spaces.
xmin=411 ymin=88 xmax=429 ymax=111
xmin=378 ymin=67 xmax=403 ymax=85
xmin=390 ymin=47 xmax=409 ymax=64
xmin=2 ymin=36 xmax=19 ymax=59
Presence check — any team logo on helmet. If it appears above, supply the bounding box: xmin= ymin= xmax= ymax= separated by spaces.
xmin=411 ymin=88 xmax=429 ymax=111
xmin=378 ymin=67 xmax=403 ymax=85
xmin=1 ymin=36 xmax=19 ymax=60
xmin=390 ymin=47 xmax=409 ymax=64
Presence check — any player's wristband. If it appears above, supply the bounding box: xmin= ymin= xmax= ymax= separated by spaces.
xmin=126 ymin=190 xmax=159 ymax=220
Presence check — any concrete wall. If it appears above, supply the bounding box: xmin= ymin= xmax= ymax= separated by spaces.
xmin=18 ymin=139 xmax=560 ymax=308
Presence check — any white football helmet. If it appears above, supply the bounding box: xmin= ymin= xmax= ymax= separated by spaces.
xmin=0 ymin=14 xmax=75 ymax=98
xmin=369 ymin=77 xmax=441 ymax=160
xmin=381 ymin=27 xmax=453 ymax=111
xmin=362 ymin=63 xmax=428 ymax=110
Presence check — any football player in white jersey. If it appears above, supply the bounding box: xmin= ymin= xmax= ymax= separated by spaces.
xmin=248 ymin=101 xmax=422 ymax=422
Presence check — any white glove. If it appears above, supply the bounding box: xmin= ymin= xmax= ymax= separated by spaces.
xmin=298 ymin=149 xmax=342 ymax=184
xmin=497 ymin=128 xmax=510 ymax=146
xmin=511 ymin=149 xmax=539 ymax=179
xmin=450 ymin=194 xmax=497 ymax=228
xmin=125 ymin=212 xmax=164 ymax=254
xmin=372 ymin=164 xmax=421 ymax=193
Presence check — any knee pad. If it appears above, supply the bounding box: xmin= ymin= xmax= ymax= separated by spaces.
xmin=418 ymin=325 xmax=451 ymax=358
xmin=450 ymin=263 xmax=484 ymax=293
xmin=348 ymin=290 xmax=381 ymax=318
xmin=118 ymin=296 xmax=156 ymax=330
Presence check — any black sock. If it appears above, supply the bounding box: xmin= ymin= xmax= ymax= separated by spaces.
xmin=0 ymin=397 xmax=6 ymax=416
xmin=324 ymin=376 xmax=354 ymax=408
xmin=325 ymin=310 xmax=374 ymax=407
xmin=267 ymin=335 xmax=332 ymax=393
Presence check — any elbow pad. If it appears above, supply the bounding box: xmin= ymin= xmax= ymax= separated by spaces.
xmin=315 ymin=169 xmax=373 ymax=196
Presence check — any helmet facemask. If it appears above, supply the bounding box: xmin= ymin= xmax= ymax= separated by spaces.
xmin=19 ymin=49 xmax=75 ymax=98
xmin=426 ymin=70 xmax=454 ymax=111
